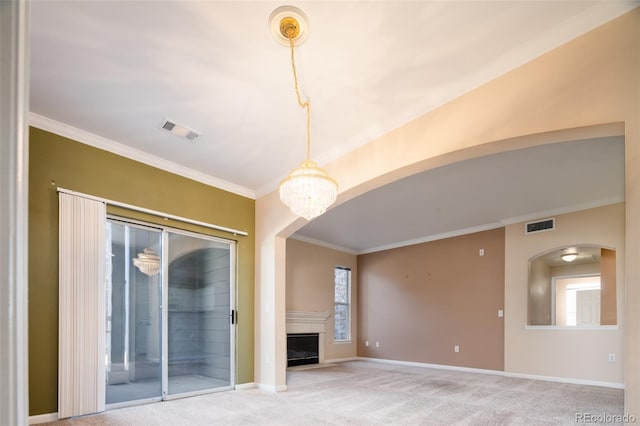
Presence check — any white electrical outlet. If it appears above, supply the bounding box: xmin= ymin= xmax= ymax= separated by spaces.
xmin=498 ymin=309 xmax=504 ymax=317
xmin=454 ymin=345 xmax=460 ymax=353
xmin=609 ymin=354 xmax=616 ymax=363
xmin=365 ymin=340 xmax=369 ymax=347
xmin=479 ymin=248 xmax=485 ymax=256
xmin=376 ymin=341 xmax=380 ymax=348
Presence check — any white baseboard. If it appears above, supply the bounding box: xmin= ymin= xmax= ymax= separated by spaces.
xmin=324 ymin=357 xmax=359 ymax=364
xmin=357 ymin=357 xmax=625 ymax=389
xmin=504 ymin=371 xmax=624 ymax=389
xmin=234 ymin=382 xmax=257 ymax=390
xmin=357 ymin=357 xmax=502 ymax=376
xmin=29 ymin=412 xmax=58 ymax=424
xmin=258 ymin=383 xmax=288 ymax=392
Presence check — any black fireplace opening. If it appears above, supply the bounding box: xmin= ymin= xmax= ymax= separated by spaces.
xmin=287 ymin=333 xmax=319 ymax=367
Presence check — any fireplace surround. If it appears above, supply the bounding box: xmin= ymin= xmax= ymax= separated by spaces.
xmin=286 ymin=311 xmax=331 ymax=366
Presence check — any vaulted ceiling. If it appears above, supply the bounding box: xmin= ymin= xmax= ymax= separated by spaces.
xmin=30 ymin=1 xmax=635 ymax=252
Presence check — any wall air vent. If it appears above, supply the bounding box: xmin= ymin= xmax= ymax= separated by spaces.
xmin=525 ymin=218 xmax=555 ymax=234
xmin=158 ymin=118 xmax=201 ymax=142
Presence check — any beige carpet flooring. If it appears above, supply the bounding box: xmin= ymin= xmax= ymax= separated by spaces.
xmin=42 ymin=360 xmax=624 ymax=425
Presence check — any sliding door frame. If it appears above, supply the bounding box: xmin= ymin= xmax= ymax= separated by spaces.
xmin=107 ymin=215 xmax=237 ymax=405
xmin=105 ymin=218 xmax=164 ymax=410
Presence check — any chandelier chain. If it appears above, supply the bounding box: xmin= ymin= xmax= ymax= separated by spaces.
xmin=288 ymin=34 xmax=312 ymax=161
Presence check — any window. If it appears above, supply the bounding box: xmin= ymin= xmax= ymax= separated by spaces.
xmin=334 ymin=267 xmax=351 ymax=341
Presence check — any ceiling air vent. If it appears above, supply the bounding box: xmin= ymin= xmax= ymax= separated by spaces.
xmin=158 ymin=118 xmax=201 ymax=142
xmin=525 ymin=218 xmax=555 ymax=234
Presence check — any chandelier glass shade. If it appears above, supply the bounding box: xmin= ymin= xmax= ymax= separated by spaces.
xmin=271 ymin=6 xmax=338 ymax=220
xmin=133 ymin=248 xmax=161 ymax=276
xmin=279 ymin=159 xmax=338 ymax=220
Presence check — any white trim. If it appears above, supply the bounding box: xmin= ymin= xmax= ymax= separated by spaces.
xmin=499 ymin=198 xmax=624 ymax=227
xmin=29 ymin=412 xmax=58 ymax=425
xmin=58 ymin=187 xmax=249 ymax=237
xmin=358 ymin=357 xmax=503 ymax=376
xmin=0 ymin=1 xmax=30 ymax=424
xmin=289 ymin=234 xmax=358 ymax=255
xmin=504 ymin=371 xmax=624 ymax=389
xmin=286 ymin=311 xmax=331 ymax=333
xmin=525 ymin=325 xmax=618 ymax=331
xmin=235 ymin=382 xmax=257 ymax=390
xmin=298 ymin=200 xmax=625 ymax=256
xmin=30 ymin=113 xmax=256 ymax=200
xmin=324 ymin=357 xmax=359 ymax=363
xmin=356 ymin=357 xmax=624 ymax=389
xmin=358 ymin=222 xmax=504 ymax=255
xmin=258 ymin=383 xmax=288 ymax=392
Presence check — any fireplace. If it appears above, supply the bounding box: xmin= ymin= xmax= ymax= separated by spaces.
xmin=287 ymin=333 xmax=319 ymax=367
xmin=286 ymin=311 xmax=330 ymax=366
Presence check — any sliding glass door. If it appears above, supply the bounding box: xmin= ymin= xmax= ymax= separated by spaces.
xmin=106 ymin=221 xmax=163 ymax=405
xmin=166 ymin=231 xmax=233 ymax=396
xmin=106 ymin=220 xmax=234 ymax=407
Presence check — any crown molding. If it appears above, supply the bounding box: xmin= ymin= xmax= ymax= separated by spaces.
xmin=288 ymin=234 xmax=359 ymax=255
xmin=29 ymin=113 xmax=256 ymax=199
xmin=357 ymin=222 xmax=505 ymax=255
xmin=499 ymin=198 xmax=624 ymax=226
xmin=296 ymin=200 xmax=624 ymax=256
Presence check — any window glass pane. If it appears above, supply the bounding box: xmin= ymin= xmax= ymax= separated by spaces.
xmin=334 ymin=267 xmax=351 ymax=341
xmin=334 ymin=268 xmax=348 ymax=303
xmin=167 ymin=232 xmax=232 ymax=395
xmin=334 ymin=304 xmax=349 ymax=341
xmin=106 ymin=221 xmax=163 ymax=405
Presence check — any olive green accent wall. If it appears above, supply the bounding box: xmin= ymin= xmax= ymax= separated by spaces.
xmin=28 ymin=127 xmax=255 ymax=415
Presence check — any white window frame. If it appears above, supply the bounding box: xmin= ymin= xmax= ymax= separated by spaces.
xmin=334 ymin=267 xmax=351 ymax=342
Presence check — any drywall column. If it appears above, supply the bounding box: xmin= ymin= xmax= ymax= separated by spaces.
xmin=625 ymin=117 xmax=640 ymax=414
xmin=622 ymin=13 xmax=640 ymax=416
xmin=254 ymin=210 xmax=291 ymax=391
xmin=0 ymin=1 xmax=30 ymax=424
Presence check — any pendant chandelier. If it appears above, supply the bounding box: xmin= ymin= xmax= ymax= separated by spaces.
xmin=270 ymin=6 xmax=338 ymax=220
xmin=133 ymin=248 xmax=160 ymax=276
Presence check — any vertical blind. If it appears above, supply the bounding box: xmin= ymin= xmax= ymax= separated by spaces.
xmin=58 ymin=192 xmax=106 ymax=418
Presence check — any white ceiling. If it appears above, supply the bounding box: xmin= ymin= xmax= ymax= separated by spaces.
xmin=29 ymin=1 xmax=634 ymax=253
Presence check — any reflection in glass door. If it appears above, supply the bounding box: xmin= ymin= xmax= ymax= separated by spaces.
xmin=166 ymin=231 xmax=233 ymax=397
xmin=106 ymin=221 xmax=163 ymax=405
xmin=106 ymin=220 xmax=234 ymax=407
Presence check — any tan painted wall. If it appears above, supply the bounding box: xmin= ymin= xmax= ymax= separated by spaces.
xmin=285 ymin=239 xmax=357 ymax=360
xmin=528 ymin=256 xmax=552 ymax=325
xmin=255 ymin=9 xmax=639 ymax=414
xmin=601 ymin=248 xmax=617 ymax=325
xmin=505 ymin=203 xmax=624 ymax=384
xmin=357 ymin=228 xmax=505 ymax=371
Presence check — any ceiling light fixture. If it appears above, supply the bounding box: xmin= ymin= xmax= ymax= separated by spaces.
xmin=133 ymin=248 xmax=161 ymax=276
xmin=561 ymin=253 xmax=578 ymax=263
xmin=158 ymin=118 xmax=201 ymax=142
xmin=270 ymin=6 xmax=338 ymax=220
